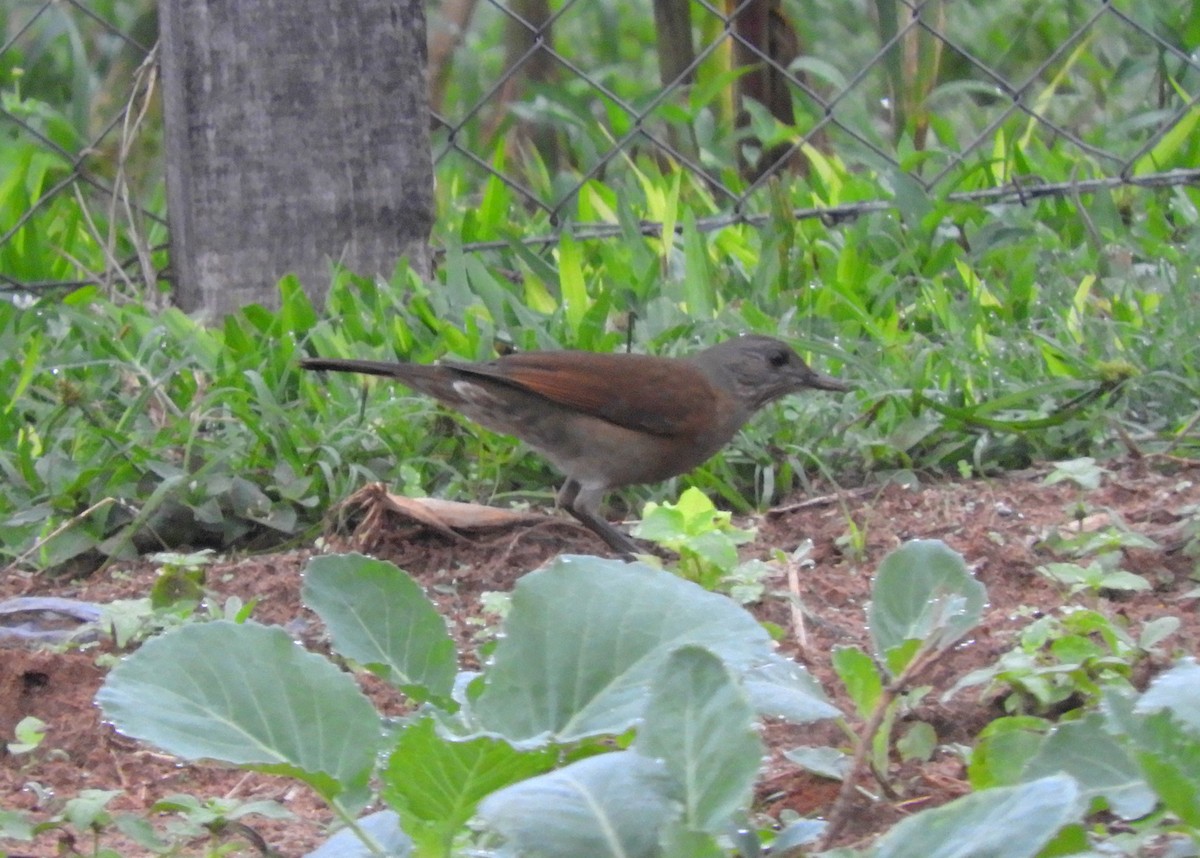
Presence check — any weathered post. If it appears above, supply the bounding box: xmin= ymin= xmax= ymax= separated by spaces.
xmin=158 ymin=0 xmax=433 ymax=315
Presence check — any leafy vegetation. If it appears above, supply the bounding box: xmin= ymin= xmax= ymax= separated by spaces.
xmin=5 ymin=171 xmax=1199 ymax=573
xmin=0 ymin=786 xmax=293 ymax=856
xmin=47 ymin=546 xmax=1188 ymax=857
xmin=4 ymin=1 xmax=1200 ymax=855
xmin=4 ymin=2 xmax=1199 ymax=576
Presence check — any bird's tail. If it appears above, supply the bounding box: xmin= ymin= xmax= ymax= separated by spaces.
xmin=300 ymin=357 xmax=459 ymax=402
xmin=299 ymin=357 xmax=414 ymax=378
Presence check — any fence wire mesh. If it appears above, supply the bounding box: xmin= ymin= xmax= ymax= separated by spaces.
xmin=3 ymin=0 xmax=1199 ymax=291
xmin=429 ymin=0 xmax=1200 ymax=242
xmin=2 ymin=0 xmax=163 ymax=293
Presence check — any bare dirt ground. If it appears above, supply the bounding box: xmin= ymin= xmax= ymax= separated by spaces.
xmin=2 ymin=457 xmax=1198 ymax=857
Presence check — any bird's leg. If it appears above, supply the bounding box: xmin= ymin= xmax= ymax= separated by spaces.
xmin=557 ymin=479 xmax=641 ymax=559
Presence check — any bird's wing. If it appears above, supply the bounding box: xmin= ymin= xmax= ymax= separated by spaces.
xmin=446 ymin=351 xmax=716 ymax=437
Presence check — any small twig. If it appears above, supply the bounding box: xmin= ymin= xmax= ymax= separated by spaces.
xmin=116 ymin=43 xmax=162 ymax=306
xmin=1112 ymin=421 xmax=1144 ymax=459
xmin=1151 ymin=453 xmax=1200 ymax=468
xmin=222 ymin=771 xmax=257 ymax=799
xmin=65 ymin=44 xmax=161 ymax=303
xmin=1159 ymin=408 xmax=1200 ymax=459
xmin=768 ymin=485 xmax=875 ymax=516
xmin=6 ymin=497 xmax=131 ymax=573
xmin=821 ymin=684 xmax=896 ymax=847
xmin=818 ymin=644 xmax=945 ymax=849
xmin=107 ymin=742 xmax=133 ymax=792
xmin=786 ymin=554 xmax=808 ymax=655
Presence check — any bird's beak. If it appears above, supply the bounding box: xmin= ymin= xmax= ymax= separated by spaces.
xmin=807 ymin=371 xmax=851 ymax=392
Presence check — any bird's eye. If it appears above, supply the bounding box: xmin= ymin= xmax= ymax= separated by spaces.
xmin=768 ymin=349 xmax=790 ymax=368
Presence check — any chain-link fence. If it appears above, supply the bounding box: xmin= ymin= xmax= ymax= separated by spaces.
xmin=429 ymin=0 xmax=1200 ymax=243
xmin=1 ymin=0 xmax=163 ymax=294
xmin=4 ymin=0 xmax=1199 ymax=291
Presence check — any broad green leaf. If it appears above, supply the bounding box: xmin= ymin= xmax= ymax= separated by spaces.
xmin=278 ymin=274 xmax=319 ymax=334
xmin=873 ymin=775 xmax=1079 ymax=858
xmin=637 ymin=646 xmax=762 ymax=833
xmin=478 ymin=751 xmax=679 ymax=858
xmin=661 ymin=826 xmax=726 ymax=858
xmin=897 ymin=721 xmax=937 ymax=763
xmin=635 ymin=503 xmax=689 ymax=542
xmin=783 ymin=746 xmax=849 ymax=780
xmin=868 ymin=540 xmax=986 ymax=673
xmin=1139 ymin=617 xmax=1180 ymax=652
xmin=1135 ymin=657 xmax=1200 ymax=732
xmin=1043 ymin=456 xmax=1105 ymax=490
xmin=473 ymin=556 xmax=780 ymax=743
xmin=741 ymin=655 xmax=839 ymax=724
xmin=769 ymin=817 xmax=826 ymax=852
xmin=302 ymin=554 xmax=456 ymax=701
xmin=832 ymin=645 xmax=882 ymax=717
xmin=306 ymin=810 xmax=412 ymax=858
xmin=0 ymin=809 xmax=34 ymax=841
xmin=1131 ymin=725 xmax=1200 ymax=829
xmin=1021 ymin=713 xmax=1154 ymax=819
xmin=63 ymin=789 xmax=121 ymax=830
xmin=96 ymin=621 xmax=380 ymax=803
xmin=967 ymin=716 xmax=1048 ymax=789
xmin=1106 ymin=680 xmax=1200 ymax=828
xmin=380 ymin=717 xmax=556 ymax=855
xmin=113 ymin=814 xmax=172 ymax=852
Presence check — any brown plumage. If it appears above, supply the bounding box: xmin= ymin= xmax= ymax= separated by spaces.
xmin=302 ymin=335 xmax=848 ymax=556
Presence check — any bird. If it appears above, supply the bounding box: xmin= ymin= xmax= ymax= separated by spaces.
xmin=301 ymin=335 xmax=848 ymax=557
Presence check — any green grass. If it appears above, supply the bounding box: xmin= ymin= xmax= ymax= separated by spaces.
xmin=3 ymin=159 xmax=1199 ymax=570
xmin=3 ymin=1 xmax=1200 ymax=571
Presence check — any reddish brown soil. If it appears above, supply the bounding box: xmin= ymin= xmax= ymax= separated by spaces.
xmin=2 ymin=457 xmax=1198 ymax=856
